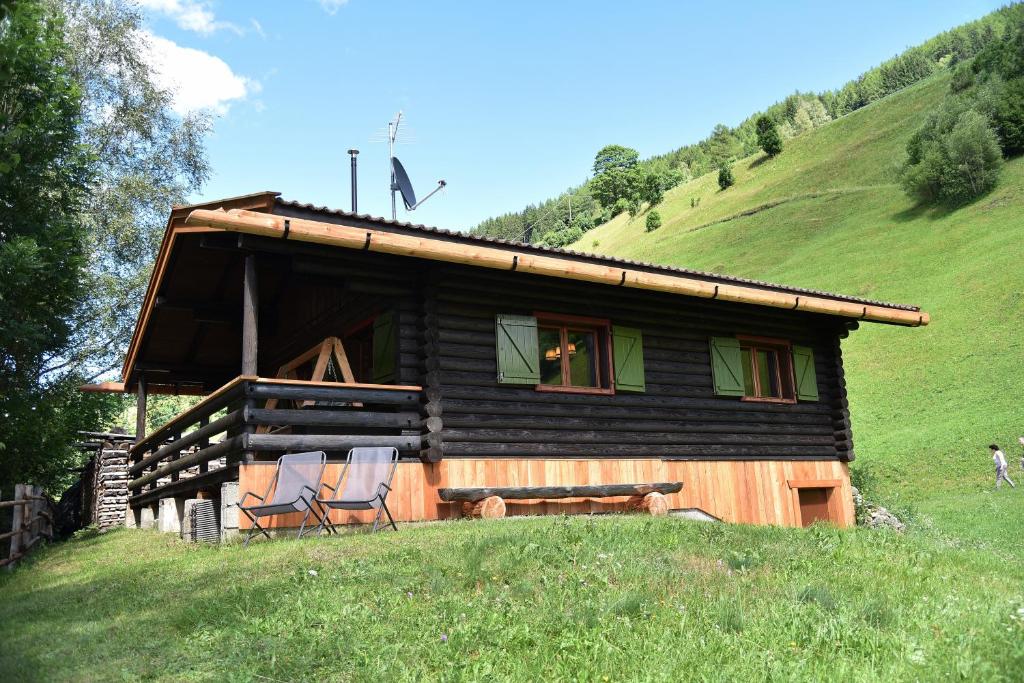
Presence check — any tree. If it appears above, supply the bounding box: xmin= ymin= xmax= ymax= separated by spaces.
xmin=48 ymin=0 xmax=211 ymax=379
xmin=591 ymin=144 xmax=639 ymax=209
xmin=941 ymin=109 xmax=1003 ymax=203
xmin=638 ymin=170 xmax=665 ymax=208
xmin=645 ymin=210 xmax=662 ymax=232
xmin=1 ymin=0 xmax=211 ymax=492
xmin=592 ymin=144 xmax=639 ymax=176
xmin=901 ymin=102 xmax=1003 ymax=205
xmin=718 ymin=164 xmax=735 ymax=190
xmin=0 ymin=0 xmax=121 ymax=491
xmin=755 ymin=116 xmax=783 ymax=156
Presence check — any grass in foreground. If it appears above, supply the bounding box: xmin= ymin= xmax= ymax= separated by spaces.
xmin=2 ymin=513 xmax=1024 ymax=682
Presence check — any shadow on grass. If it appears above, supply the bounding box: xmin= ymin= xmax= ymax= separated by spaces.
xmin=892 ymin=196 xmax=982 ymax=223
xmin=747 ymin=154 xmax=771 ymax=170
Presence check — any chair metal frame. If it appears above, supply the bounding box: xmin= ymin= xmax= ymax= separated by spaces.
xmin=316 ymin=447 xmax=400 ymax=534
xmin=238 ymin=451 xmax=329 ymax=547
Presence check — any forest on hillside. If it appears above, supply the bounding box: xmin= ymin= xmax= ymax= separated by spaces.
xmin=470 ymin=4 xmax=1021 ymax=248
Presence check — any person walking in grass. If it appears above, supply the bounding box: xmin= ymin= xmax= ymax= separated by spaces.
xmin=990 ymin=444 xmax=1016 ymax=489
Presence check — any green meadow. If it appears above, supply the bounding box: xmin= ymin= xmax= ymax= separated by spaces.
xmin=1 ymin=514 xmax=1023 ymax=682
xmin=575 ymin=73 xmax=1024 ymax=522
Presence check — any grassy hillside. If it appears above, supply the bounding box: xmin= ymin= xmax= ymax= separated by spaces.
xmin=3 ymin=517 xmax=1024 ymax=681
xmin=573 ymin=73 xmax=1024 ymax=509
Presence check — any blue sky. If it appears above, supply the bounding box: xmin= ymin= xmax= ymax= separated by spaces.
xmin=140 ymin=0 xmax=1004 ymax=231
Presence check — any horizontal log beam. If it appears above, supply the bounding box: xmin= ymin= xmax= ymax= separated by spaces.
xmin=439 ymin=482 xmax=683 ymax=503
xmin=245 ymin=408 xmax=421 ymax=430
xmin=129 ymin=409 xmax=244 ymax=476
xmin=129 ymin=436 xmax=243 ymax=491
xmin=243 ymin=433 xmax=422 ymax=452
xmin=130 ymin=377 xmax=247 ymax=457
xmin=130 ymin=463 xmax=240 ymax=508
xmin=245 ymin=383 xmax=420 ymax=407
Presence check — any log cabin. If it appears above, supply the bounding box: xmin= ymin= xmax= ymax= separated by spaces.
xmin=83 ymin=191 xmax=929 ymax=530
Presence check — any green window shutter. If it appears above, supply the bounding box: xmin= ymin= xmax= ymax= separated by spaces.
xmin=372 ymin=310 xmax=397 ymax=383
xmin=495 ymin=314 xmax=540 ymax=385
xmin=709 ymin=336 xmax=745 ymax=397
xmin=792 ymin=345 xmax=819 ymax=401
xmin=612 ymin=326 xmax=645 ymax=392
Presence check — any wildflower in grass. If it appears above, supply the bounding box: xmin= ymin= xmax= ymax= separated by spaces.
xmin=440 ymin=634 xmax=448 ymax=643
xmin=406 ymin=591 xmax=413 ymax=598
xmin=308 ymin=569 xmax=318 ymax=577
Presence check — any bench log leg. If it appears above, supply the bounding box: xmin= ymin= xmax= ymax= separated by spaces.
xmin=462 ymin=496 xmax=506 ymax=519
xmin=628 ymin=492 xmax=669 ymax=516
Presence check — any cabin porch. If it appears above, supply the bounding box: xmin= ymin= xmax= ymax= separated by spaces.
xmin=126 ymin=376 xmax=424 ymax=511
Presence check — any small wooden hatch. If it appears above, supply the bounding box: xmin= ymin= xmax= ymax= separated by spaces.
xmin=797 ymin=488 xmax=832 ymax=527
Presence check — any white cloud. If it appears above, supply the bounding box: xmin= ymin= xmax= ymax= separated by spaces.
xmin=143 ymin=33 xmax=256 ymax=115
xmin=318 ymin=0 xmax=350 ymax=15
xmin=138 ymin=0 xmax=243 ymax=36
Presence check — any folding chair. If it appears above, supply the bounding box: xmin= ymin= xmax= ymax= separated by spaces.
xmin=238 ymin=451 xmax=328 ymax=547
xmin=317 ymin=447 xmax=400 ymax=533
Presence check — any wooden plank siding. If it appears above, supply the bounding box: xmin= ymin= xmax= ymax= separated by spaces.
xmin=237 ymin=458 xmax=855 ymax=528
xmin=421 ymin=264 xmax=855 ymax=462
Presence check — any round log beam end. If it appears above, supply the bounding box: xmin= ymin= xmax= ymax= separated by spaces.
xmin=628 ymin=492 xmax=669 ymax=517
xmin=463 ymin=495 xmax=506 ymax=519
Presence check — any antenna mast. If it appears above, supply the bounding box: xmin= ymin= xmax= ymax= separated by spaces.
xmin=388 ymin=111 xmax=403 ymax=221
xmin=382 ymin=110 xmax=446 ymax=220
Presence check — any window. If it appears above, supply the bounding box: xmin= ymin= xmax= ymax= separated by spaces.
xmin=535 ymin=314 xmax=613 ymax=394
xmin=710 ymin=336 xmax=817 ymax=402
xmin=738 ymin=337 xmax=795 ymax=402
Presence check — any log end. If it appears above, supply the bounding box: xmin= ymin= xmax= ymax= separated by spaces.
xmin=463 ymin=495 xmax=506 ymax=519
xmin=628 ymin=492 xmax=669 ymax=517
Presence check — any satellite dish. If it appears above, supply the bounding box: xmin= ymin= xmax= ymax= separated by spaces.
xmin=391 ymin=157 xmax=417 ymax=210
xmin=382 ymin=111 xmax=447 ymax=220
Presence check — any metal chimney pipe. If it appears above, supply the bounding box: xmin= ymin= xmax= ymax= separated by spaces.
xmin=347 ymin=149 xmax=359 ymax=213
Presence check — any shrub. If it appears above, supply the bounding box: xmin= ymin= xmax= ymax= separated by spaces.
xmin=978 ymin=76 xmax=1024 ymax=156
xmin=626 ymin=197 xmax=642 ymax=218
xmin=901 ymin=102 xmax=1003 ymax=205
xmin=645 ymin=210 xmax=661 ymax=232
xmin=537 ymin=225 xmax=584 ymax=248
xmin=942 ymin=111 xmax=1002 ymax=202
xmin=717 ymin=164 xmax=734 ymax=190
xmin=755 ymin=115 xmax=783 ymax=156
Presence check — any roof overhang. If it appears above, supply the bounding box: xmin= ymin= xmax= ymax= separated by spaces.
xmin=113 ymin=195 xmax=930 ymax=392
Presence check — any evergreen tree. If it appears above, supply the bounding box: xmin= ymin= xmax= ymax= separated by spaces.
xmin=717 ymin=164 xmax=735 ymax=190
xmin=756 ymin=116 xmax=783 ymax=156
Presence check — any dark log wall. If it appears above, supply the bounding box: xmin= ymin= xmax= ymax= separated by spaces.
xmin=420 ymin=264 xmax=855 ymax=462
xmin=252 ymin=246 xmax=421 ymax=387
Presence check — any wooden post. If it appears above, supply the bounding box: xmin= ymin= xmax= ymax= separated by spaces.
xmin=136 ymin=375 xmax=147 ymax=440
xmin=7 ymin=484 xmax=25 ymax=571
xmin=241 ymin=253 xmax=259 ymax=376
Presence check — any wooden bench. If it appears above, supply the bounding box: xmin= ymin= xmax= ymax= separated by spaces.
xmin=438 ymin=482 xmax=683 ymax=518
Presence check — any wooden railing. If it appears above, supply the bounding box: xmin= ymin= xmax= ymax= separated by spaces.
xmin=2 ymin=485 xmax=54 ymax=570
xmin=126 ymin=376 xmax=423 ymax=508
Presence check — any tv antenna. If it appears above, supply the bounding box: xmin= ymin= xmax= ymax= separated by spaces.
xmin=384 ymin=111 xmax=446 ymax=221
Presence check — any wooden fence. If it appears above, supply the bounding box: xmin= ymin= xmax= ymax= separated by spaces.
xmin=1 ymin=485 xmax=54 ymax=570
